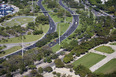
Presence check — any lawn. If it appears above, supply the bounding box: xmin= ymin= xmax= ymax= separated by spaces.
xmin=110 ymin=42 xmax=116 ymax=45
xmin=42 ymin=0 xmax=72 ymax=36
xmin=57 ymin=23 xmax=70 ymax=36
xmin=52 ymin=44 xmax=61 ymax=53
xmin=2 ymin=16 xmax=35 ymax=27
xmin=0 ymin=46 xmax=6 ymax=50
xmin=0 ymin=25 xmax=49 ymax=44
xmin=72 ymin=53 xmax=106 ymax=68
xmin=95 ymin=59 xmax=116 ymax=74
xmin=0 ymin=46 xmax=22 ymax=57
xmin=95 ymin=46 xmax=114 ymax=54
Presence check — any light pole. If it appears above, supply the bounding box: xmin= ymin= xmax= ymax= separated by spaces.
xmin=64 ymin=10 xmax=66 ymax=23
xmin=21 ymin=35 xmax=24 ymax=58
xmin=2 ymin=1 xmax=5 ymax=17
xmin=59 ymin=25 xmax=60 ymax=45
xmin=32 ymin=0 xmax=36 ymax=25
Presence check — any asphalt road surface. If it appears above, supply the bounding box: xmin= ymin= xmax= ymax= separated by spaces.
xmin=0 ymin=0 xmax=79 ymax=59
xmin=38 ymin=0 xmax=57 ymax=34
xmin=48 ymin=0 xmax=79 ymax=47
xmin=0 ymin=0 xmax=57 ymax=59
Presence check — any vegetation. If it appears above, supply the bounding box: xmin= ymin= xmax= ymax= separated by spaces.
xmin=73 ymin=53 xmax=106 ymax=68
xmin=44 ymin=66 xmax=53 ymax=72
xmin=95 ymin=46 xmax=114 ymax=53
xmin=87 ymin=0 xmax=116 ymax=16
xmin=38 ymin=67 xmax=43 ymax=73
xmin=110 ymin=42 xmax=116 ymax=45
xmin=2 ymin=17 xmax=34 ymax=27
xmin=0 ymin=46 xmax=22 ymax=57
xmin=0 ymin=46 xmax=53 ymax=76
xmin=35 ymin=15 xmax=49 ymax=25
xmin=73 ymin=65 xmax=91 ymax=77
xmin=36 ymin=32 xmax=58 ymax=47
xmin=95 ymin=59 xmax=116 ymax=74
xmin=51 ymin=44 xmax=60 ymax=53
xmin=63 ymin=54 xmax=73 ymax=63
xmin=54 ymin=59 xmax=64 ymax=68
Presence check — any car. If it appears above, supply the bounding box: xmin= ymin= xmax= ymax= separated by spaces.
xmin=54 ymin=40 xmax=56 ymax=42
xmin=75 ymin=22 xmax=77 ymax=24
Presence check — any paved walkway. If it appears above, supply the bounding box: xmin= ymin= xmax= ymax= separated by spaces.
xmin=89 ymin=42 xmax=116 ymax=72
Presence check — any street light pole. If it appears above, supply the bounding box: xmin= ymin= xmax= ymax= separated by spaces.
xmin=32 ymin=0 xmax=36 ymax=25
xmin=65 ymin=10 xmax=66 ymax=23
xmin=32 ymin=0 xmax=33 ymax=12
xmin=22 ymin=35 xmax=24 ymax=58
xmin=59 ymin=25 xmax=60 ymax=45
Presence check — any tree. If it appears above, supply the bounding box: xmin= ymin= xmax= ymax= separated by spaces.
xmin=30 ymin=70 xmax=38 ymax=76
xmin=27 ymin=22 xmax=35 ymax=29
xmin=63 ymin=54 xmax=73 ymax=63
xmin=28 ymin=65 xmax=36 ymax=69
xmin=36 ymin=74 xmax=43 ymax=77
xmin=44 ymin=66 xmax=53 ymax=72
xmin=47 ymin=1 xmax=57 ymax=9
xmin=5 ymin=72 xmax=13 ymax=77
xmin=54 ymin=59 xmax=64 ymax=68
xmin=38 ymin=67 xmax=43 ymax=73
xmin=35 ymin=15 xmax=49 ymax=25
xmin=33 ymin=30 xmax=43 ymax=35
xmin=73 ymin=65 xmax=91 ymax=77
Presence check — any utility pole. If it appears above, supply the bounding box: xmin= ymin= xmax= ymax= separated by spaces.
xmin=59 ymin=25 xmax=60 ymax=45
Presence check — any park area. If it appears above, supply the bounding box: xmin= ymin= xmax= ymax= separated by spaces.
xmin=95 ymin=59 xmax=116 ymax=74
xmin=2 ymin=16 xmax=35 ymax=27
xmin=0 ymin=46 xmax=21 ymax=57
xmin=95 ymin=46 xmax=114 ymax=54
xmin=0 ymin=24 xmax=49 ymax=44
xmin=72 ymin=53 xmax=106 ymax=68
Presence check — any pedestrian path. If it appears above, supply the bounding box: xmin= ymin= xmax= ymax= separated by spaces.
xmin=89 ymin=42 xmax=116 ymax=72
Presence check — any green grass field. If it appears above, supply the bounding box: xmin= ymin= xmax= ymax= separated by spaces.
xmin=2 ymin=16 xmax=35 ymax=27
xmin=0 ymin=25 xmax=49 ymax=44
xmin=0 ymin=46 xmax=22 ymax=57
xmin=42 ymin=1 xmax=72 ymax=36
xmin=57 ymin=23 xmax=70 ymax=36
xmin=72 ymin=53 xmax=106 ymax=68
xmin=110 ymin=42 xmax=116 ymax=45
xmin=95 ymin=59 xmax=116 ymax=74
xmin=52 ymin=44 xmax=61 ymax=53
xmin=95 ymin=46 xmax=114 ymax=54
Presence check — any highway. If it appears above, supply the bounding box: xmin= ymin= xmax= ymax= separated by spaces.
xmin=48 ymin=0 xmax=79 ymax=47
xmin=0 ymin=0 xmax=79 ymax=59
xmin=0 ymin=0 xmax=57 ymax=59
xmin=81 ymin=0 xmax=116 ymax=18
xmin=38 ymin=0 xmax=57 ymax=34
